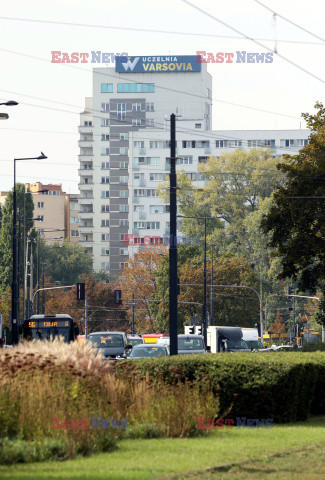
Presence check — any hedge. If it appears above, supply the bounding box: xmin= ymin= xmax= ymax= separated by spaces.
xmin=116 ymin=352 xmax=325 ymax=423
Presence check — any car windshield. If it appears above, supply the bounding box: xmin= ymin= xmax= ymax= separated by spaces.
xmin=245 ymin=340 xmax=263 ymax=349
xmin=128 ymin=338 xmax=144 ymax=346
xmin=89 ymin=334 xmax=124 ymax=348
xmin=130 ymin=346 xmax=167 ymax=358
xmin=226 ymin=339 xmax=249 ymax=350
xmin=178 ymin=338 xmax=204 ymax=350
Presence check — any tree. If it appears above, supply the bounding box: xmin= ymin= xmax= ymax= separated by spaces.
xmin=44 ymin=274 xmax=127 ymax=334
xmin=114 ymin=245 xmax=167 ymax=333
xmin=151 ymin=245 xmax=260 ymax=331
xmin=40 ymin=241 xmax=92 ymax=285
xmin=261 ymin=102 xmax=325 ymax=302
xmin=269 ymin=309 xmax=286 ymax=342
xmin=0 ymin=184 xmax=35 ymax=291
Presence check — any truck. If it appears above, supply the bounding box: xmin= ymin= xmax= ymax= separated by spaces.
xmin=241 ymin=327 xmax=263 ymax=350
xmin=185 ymin=325 xmax=250 ymax=353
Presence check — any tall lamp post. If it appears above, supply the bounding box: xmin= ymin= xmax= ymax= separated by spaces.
xmin=210 ymin=244 xmax=216 ymax=326
xmin=11 ymin=152 xmax=47 ymax=344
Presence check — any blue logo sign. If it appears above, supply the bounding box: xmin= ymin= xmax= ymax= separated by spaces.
xmin=115 ymin=56 xmax=201 ymax=73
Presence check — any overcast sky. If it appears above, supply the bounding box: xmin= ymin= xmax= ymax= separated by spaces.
xmin=0 ymin=0 xmax=324 ymax=193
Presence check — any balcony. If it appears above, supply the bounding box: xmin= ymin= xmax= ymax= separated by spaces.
xmin=165 ymin=163 xmax=170 ymax=171
xmin=133 ymin=162 xmax=140 ymax=171
xmin=78 ymin=140 xmax=93 ymax=148
xmin=78 ymin=168 xmax=93 ymax=175
xmin=204 ymin=148 xmax=211 ymax=154
xmin=79 ymin=196 xmax=94 ymax=202
xmin=139 ymin=211 xmax=146 ymax=219
xmin=133 ymin=196 xmax=139 ymax=203
xmin=139 ymin=179 xmax=146 ymax=187
xmin=79 ymin=224 xmax=93 ymax=231
xmin=78 ymin=125 xmax=93 ymax=134
xmin=139 ymin=148 xmax=146 ymax=154
xmin=79 ymin=238 xmax=94 ymax=244
xmin=165 ymin=227 xmax=170 ymax=234
xmin=79 ymin=210 xmax=93 ymax=218
xmin=78 ymin=154 xmax=94 ymax=160
xmin=133 ymin=228 xmax=139 ymax=235
xmin=78 ymin=183 xmax=94 ymax=190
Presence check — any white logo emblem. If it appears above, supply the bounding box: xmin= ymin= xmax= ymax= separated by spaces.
xmin=121 ymin=57 xmax=140 ymax=72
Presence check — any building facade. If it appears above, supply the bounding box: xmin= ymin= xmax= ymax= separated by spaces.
xmin=78 ymin=55 xmax=309 ymax=275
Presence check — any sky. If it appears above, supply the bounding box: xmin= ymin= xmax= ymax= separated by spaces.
xmin=0 ymin=0 xmax=324 ymax=193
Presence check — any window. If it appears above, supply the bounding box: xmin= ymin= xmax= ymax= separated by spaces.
xmin=134 ymin=221 xmax=160 ymax=229
xmin=101 ymin=248 xmax=110 ymax=255
xmin=117 ymin=83 xmax=154 ymax=93
xmin=120 ymin=190 xmax=129 ymax=198
xmin=176 ymin=156 xmax=193 ymax=165
xmin=134 ymin=189 xmax=145 ymax=197
xmin=195 ymin=123 xmax=201 ymax=129
xmin=101 ymin=162 xmax=110 ymax=169
xmin=248 ymin=140 xmax=259 ymax=147
xmin=120 ymin=262 xmax=128 ymax=269
xmin=101 ymin=118 xmax=109 ymax=127
xmin=120 ymin=176 xmax=128 ymax=184
xmin=70 ymin=203 xmax=78 ymax=210
xmin=101 ymin=148 xmax=109 ymax=156
xmin=296 ymin=139 xmax=308 ymax=146
xmin=146 ymin=102 xmax=154 ymax=111
xmin=150 ymin=205 xmax=163 ymax=214
xmin=134 ymin=141 xmax=145 ymax=148
xmin=146 ymin=118 xmax=155 ymax=127
xmin=150 ymin=141 xmax=165 ymax=149
xmin=134 ymin=172 xmax=144 ymax=180
xmin=84 ymin=121 xmax=92 ymax=126
xmin=120 ymin=161 xmax=128 ymax=169
xmin=71 ymin=230 xmax=79 ymax=237
xmin=120 ymin=133 xmax=129 ymax=141
xmin=101 ymin=103 xmax=109 ymax=112
xmin=146 ymin=189 xmax=158 ymax=197
xmin=101 ymin=220 xmax=110 ymax=227
xmin=101 ymin=205 xmax=110 ymax=212
xmin=280 ymin=139 xmax=294 ymax=148
xmin=101 ymin=233 xmax=110 ymax=241
xmin=101 ymin=262 xmax=110 ymax=270
xmin=147 ymin=157 xmax=160 ymax=165
xmin=198 ymin=156 xmax=208 ymax=163
xmin=119 ymin=219 xmax=129 ymax=227
xmin=101 ymin=191 xmax=110 ymax=198
xmin=120 ymin=147 xmax=128 ymax=155
xmin=101 ymin=176 xmax=110 ymax=184
xmin=101 ymin=83 xmax=113 ymax=93
xmin=134 ymin=205 xmax=144 ymax=212
xmin=70 ymin=217 xmax=79 ymax=224
xmin=132 ymin=118 xmax=142 ymax=126
xmin=101 ymin=134 xmax=109 ymax=141
xmin=150 ymin=173 xmax=165 ymax=181
xmin=117 ymin=103 xmax=126 ymax=122
xmin=120 ymin=204 xmax=129 ymax=212
xmin=39 ymin=215 xmax=44 ymax=222
xmin=132 ymin=103 xmax=142 ymax=111
xmin=120 ymin=248 xmax=128 ymax=255
xmin=37 ymin=201 xmax=44 ymax=208
xmin=264 ymin=139 xmax=275 ymax=147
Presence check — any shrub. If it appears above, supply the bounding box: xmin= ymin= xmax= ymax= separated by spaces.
xmin=116 ymin=352 xmax=325 ymax=423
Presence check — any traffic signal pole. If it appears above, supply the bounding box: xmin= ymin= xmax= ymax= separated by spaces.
xmin=169 ymin=113 xmax=178 ymax=355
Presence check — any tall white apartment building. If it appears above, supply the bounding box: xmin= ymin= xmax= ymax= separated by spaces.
xmin=78 ymin=56 xmax=212 ymax=275
xmin=78 ymin=55 xmax=309 ymax=275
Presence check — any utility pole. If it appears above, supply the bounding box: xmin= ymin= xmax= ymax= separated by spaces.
xmin=210 ymin=245 xmax=215 ymax=326
xmin=37 ymin=230 xmax=40 ymax=314
xmin=132 ymin=293 xmax=135 ymax=335
xmin=42 ymin=262 xmax=45 ymax=314
xmin=85 ymin=294 xmax=88 ymax=338
xmin=202 ymin=218 xmax=207 ymax=346
xmin=169 ymin=113 xmax=178 ymax=355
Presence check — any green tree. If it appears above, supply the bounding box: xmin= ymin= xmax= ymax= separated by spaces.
xmin=261 ymin=102 xmax=325 ymax=303
xmin=40 ymin=241 xmax=92 ymax=285
xmin=0 ymin=184 xmax=35 ymax=291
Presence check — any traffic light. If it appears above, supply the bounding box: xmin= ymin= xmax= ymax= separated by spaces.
xmin=189 ymin=326 xmax=194 ymax=334
xmin=114 ymin=290 xmax=122 ymax=305
xmin=77 ymin=283 xmax=85 ymax=301
xmin=197 ymin=326 xmax=202 ymax=335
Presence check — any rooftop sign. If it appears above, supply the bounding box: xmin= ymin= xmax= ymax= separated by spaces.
xmin=115 ymin=56 xmax=201 ymax=73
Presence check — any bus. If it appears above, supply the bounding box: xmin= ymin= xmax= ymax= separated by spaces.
xmin=22 ymin=314 xmax=79 ymax=343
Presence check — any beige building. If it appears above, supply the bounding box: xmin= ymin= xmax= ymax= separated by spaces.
xmin=65 ymin=193 xmax=80 ymax=242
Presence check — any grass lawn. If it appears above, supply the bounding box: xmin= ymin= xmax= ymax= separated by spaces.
xmin=0 ymin=417 xmax=324 ymax=480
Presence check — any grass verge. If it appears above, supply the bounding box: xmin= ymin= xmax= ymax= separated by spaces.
xmin=0 ymin=416 xmax=324 ymax=480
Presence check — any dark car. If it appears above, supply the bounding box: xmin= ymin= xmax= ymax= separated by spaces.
xmin=128 ymin=344 xmax=169 ymax=359
xmin=127 ymin=336 xmax=145 ymax=347
xmin=88 ymin=331 xmax=131 ymax=358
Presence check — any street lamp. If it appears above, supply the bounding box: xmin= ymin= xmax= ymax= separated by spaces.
xmin=11 ymin=152 xmax=47 ymax=345
xmin=210 ymin=244 xmax=216 ymax=326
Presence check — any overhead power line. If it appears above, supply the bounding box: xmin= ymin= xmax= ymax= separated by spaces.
xmin=0 ymin=15 xmax=324 ymax=45
xmin=253 ymin=0 xmax=325 ymax=43
xmin=181 ymin=0 xmax=325 ymax=84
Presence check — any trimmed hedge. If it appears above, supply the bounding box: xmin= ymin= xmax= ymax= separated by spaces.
xmin=116 ymin=352 xmax=325 ymax=423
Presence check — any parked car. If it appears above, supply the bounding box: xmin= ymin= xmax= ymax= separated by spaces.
xmin=157 ymin=335 xmax=207 ymax=354
xmin=128 ymin=344 xmax=169 ymax=359
xmin=127 ymin=335 xmax=145 ymax=347
xmin=88 ymin=331 xmax=131 ymax=359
